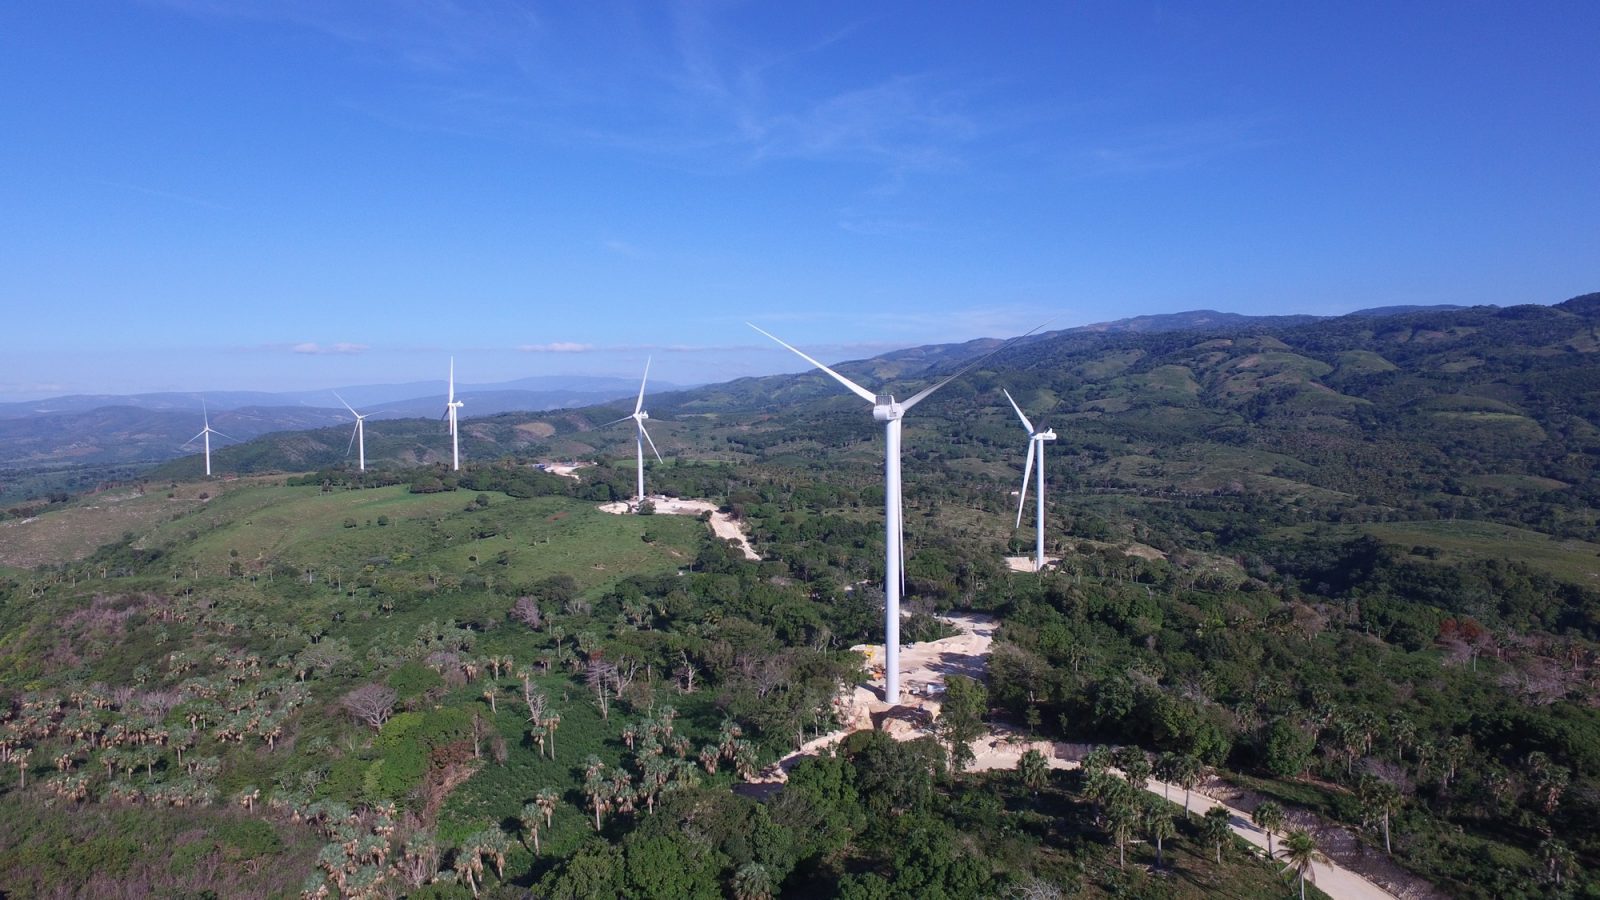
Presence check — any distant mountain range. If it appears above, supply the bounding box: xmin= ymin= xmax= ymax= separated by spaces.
xmin=0 ymin=375 xmax=689 ymax=472
xmin=0 ymin=301 xmax=1505 ymax=474
xmin=0 ymin=375 xmax=678 ymax=420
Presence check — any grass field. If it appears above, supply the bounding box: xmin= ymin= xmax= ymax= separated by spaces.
xmin=0 ymin=476 xmax=281 ymax=568
xmin=124 ymin=485 xmax=711 ymax=597
xmin=1274 ymin=519 xmax=1600 ymax=588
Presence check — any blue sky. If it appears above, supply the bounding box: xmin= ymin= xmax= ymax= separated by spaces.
xmin=2 ymin=1 xmax=1596 ymax=399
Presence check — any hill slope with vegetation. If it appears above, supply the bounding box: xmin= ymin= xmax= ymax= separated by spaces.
xmin=1 ymin=293 xmax=1598 ymax=897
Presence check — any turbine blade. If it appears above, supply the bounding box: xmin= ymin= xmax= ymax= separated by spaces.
xmin=334 ymin=391 xmax=359 ymax=417
xmin=1001 ymin=388 xmax=1035 ymax=434
xmin=899 ymin=321 xmax=1053 ymax=413
xmin=601 ymin=414 xmax=634 ymax=427
xmin=1016 ymin=439 xmax=1036 ymax=529
xmin=634 ymin=356 xmax=651 ymax=415
xmin=183 ymin=431 xmax=205 ymax=447
xmin=639 ymin=422 xmax=663 ymax=463
xmin=209 ymin=430 xmax=238 ymax=442
xmin=448 ymin=357 xmax=455 ymax=404
xmin=346 ymin=423 xmax=359 ymax=456
xmin=747 ymin=323 xmax=877 ymax=404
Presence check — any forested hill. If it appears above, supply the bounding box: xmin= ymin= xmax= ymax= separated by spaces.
xmin=4 ymin=294 xmax=1600 ymax=898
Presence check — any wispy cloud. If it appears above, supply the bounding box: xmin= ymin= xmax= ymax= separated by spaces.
xmin=95 ymin=179 xmax=230 ymax=210
xmin=291 ymin=342 xmax=369 ymax=355
xmin=518 ymin=342 xmax=595 ymax=353
xmin=1070 ymin=116 xmax=1275 ymax=177
xmin=151 ymin=0 xmax=543 ymax=73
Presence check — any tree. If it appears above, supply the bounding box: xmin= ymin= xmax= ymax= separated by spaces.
xmin=1017 ymin=748 xmax=1049 ymax=794
xmin=938 ymin=675 xmax=988 ymax=771
xmin=1252 ymin=800 xmax=1285 ymax=860
xmin=1264 ymin=718 xmax=1314 ymax=777
xmin=583 ymin=757 xmax=613 ymax=830
xmin=1154 ymin=751 xmax=1182 ymax=802
xmin=1540 ymin=837 xmax=1576 ymax=887
xmin=520 ymin=801 xmax=543 ymax=854
xmin=1103 ymin=781 xmax=1138 ymax=869
xmin=1147 ymin=806 xmax=1177 ymax=868
xmin=1172 ymin=754 xmax=1202 ymax=818
xmin=476 ymin=829 xmax=511 ymax=881
xmin=536 ymin=788 xmax=559 ymax=828
xmin=1114 ymin=746 xmax=1151 ymax=791
xmin=1277 ymin=829 xmax=1324 ymax=900
xmin=340 ymin=684 xmax=396 ymax=731
xmin=1357 ymin=775 xmax=1403 ymax=855
xmin=731 ymin=861 xmax=774 ymax=900
xmin=1201 ymin=805 xmax=1232 ymax=864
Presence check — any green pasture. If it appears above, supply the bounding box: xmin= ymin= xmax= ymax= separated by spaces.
xmin=138 ymin=485 xmax=710 ymax=595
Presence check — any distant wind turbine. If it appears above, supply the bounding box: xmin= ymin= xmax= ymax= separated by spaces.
xmin=603 ymin=358 xmax=662 ymax=511
xmin=749 ymin=324 xmax=1037 ymax=704
xmin=335 ymin=392 xmax=367 ymax=471
xmin=443 ymin=358 xmax=464 ymax=471
xmin=1003 ymin=388 xmax=1056 ymax=572
xmin=181 ymin=401 xmax=234 ymax=477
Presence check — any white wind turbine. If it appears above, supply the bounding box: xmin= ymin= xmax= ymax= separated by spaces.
xmin=443 ymin=358 xmax=464 ymax=471
xmin=1003 ymin=388 xmax=1056 ymax=572
xmin=182 ymin=401 xmax=234 ymax=477
xmin=750 ymin=324 xmax=1034 ymax=704
xmin=335 ymin=392 xmax=368 ymax=471
xmin=603 ymin=358 xmax=662 ymax=511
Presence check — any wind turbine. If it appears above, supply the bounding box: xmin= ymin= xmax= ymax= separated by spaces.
xmin=443 ymin=358 xmax=464 ymax=471
xmin=1002 ymin=388 xmax=1056 ymax=572
xmin=749 ymin=324 xmax=1034 ymax=704
xmin=603 ymin=358 xmax=662 ymax=511
xmin=182 ymin=401 xmax=234 ymax=477
xmin=335 ymin=392 xmax=367 ymax=471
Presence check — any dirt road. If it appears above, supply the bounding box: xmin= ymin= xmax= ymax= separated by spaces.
xmin=597 ymin=496 xmax=761 ymax=561
xmin=745 ymin=613 xmax=1404 ymax=900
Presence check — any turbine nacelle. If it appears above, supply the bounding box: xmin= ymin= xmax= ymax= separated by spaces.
xmin=1036 ymin=429 xmax=1057 ymax=442
xmin=871 ymin=396 xmax=903 ymax=422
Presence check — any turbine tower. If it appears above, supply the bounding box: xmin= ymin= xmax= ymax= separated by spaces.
xmin=443 ymin=358 xmax=464 ymax=471
xmin=604 ymin=358 xmax=662 ymax=511
xmin=1003 ymin=388 xmax=1056 ymax=572
xmin=335 ymin=392 xmax=368 ymax=472
xmin=182 ymin=401 xmax=233 ymax=477
xmin=749 ymin=324 xmax=1026 ymax=704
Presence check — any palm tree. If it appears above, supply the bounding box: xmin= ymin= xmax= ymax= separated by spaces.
xmin=1201 ymin=805 xmax=1232 ymax=864
xmin=1357 ymin=775 xmax=1403 ymax=854
xmin=1018 ymin=748 xmax=1049 ymax=794
xmin=452 ymin=845 xmax=481 ymax=898
xmin=1147 ymin=807 xmax=1177 ymax=868
xmin=1540 ymin=837 xmax=1577 ymax=887
xmin=536 ymin=788 xmax=559 ymax=828
xmin=1252 ymin=800 xmax=1285 ymax=859
xmin=1154 ymin=751 xmax=1181 ymax=803
xmin=477 ymin=829 xmax=511 ymax=881
xmin=1081 ymin=745 xmax=1113 ymax=780
xmin=583 ymin=758 xmax=612 ymax=830
xmin=1173 ymin=754 xmax=1202 ymax=818
xmin=731 ymin=861 xmax=774 ymax=900
xmin=1114 ymin=746 xmax=1151 ymax=791
xmin=1105 ymin=788 xmax=1138 ymax=870
xmin=1277 ymin=829 xmax=1324 ymax=900
xmin=520 ymin=801 xmax=542 ymax=854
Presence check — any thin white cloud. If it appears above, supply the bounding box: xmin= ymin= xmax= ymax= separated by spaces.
xmin=518 ymin=342 xmax=596 ymax=353
xmin=292 ymin=342 xmax=369 ymax=355
xmin=1071 ymin=116 xmax=1276 ymax=177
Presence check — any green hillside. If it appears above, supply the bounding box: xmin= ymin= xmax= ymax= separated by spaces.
xmin=1 ymin=294 xmax=1598 ymax=897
